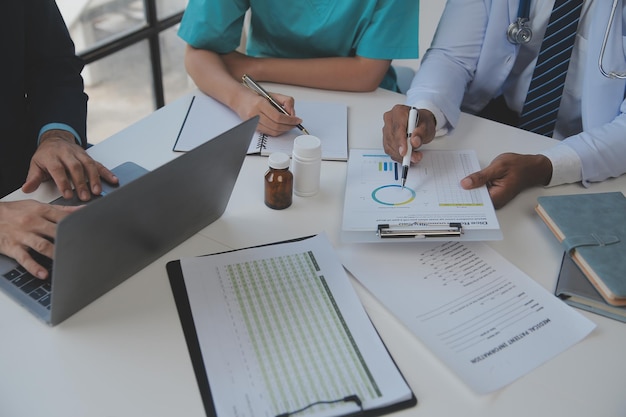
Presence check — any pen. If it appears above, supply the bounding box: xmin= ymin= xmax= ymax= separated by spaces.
xmin=241 ymin=74 xmax=310 ymax=135
xmin=401 ymin=107 xmax=419 ymax=188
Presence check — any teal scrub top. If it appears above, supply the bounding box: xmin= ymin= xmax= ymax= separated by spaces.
xmin=178 ymin=0 xmax=419 ymax=92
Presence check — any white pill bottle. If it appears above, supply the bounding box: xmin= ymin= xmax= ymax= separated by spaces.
xmin=291 ymin=135 xmax=322 ymax=197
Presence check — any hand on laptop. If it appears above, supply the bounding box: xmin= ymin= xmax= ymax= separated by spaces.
xmin=0 ymin=200 xmax=79 ymax=279
xmin=21 ymin=130 xmax=119 ymax=202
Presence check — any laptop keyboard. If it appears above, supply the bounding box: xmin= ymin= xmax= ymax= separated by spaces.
xmin=2 ymin=254 xmax=53 ymax=310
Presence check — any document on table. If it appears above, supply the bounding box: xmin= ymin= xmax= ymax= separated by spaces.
xmin=173 ymin=92 xmax=348 ymax=160
xmin=337 ymin=241 xmax=596 ymax=394
xmin=167 ymin=234 xmax=415 ymax=417
xmin=341 ymin=149 xmax=502 ymax=242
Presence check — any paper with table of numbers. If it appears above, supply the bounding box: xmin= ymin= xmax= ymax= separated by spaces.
xmin=168 ymin=234 xmax=415 ymax=417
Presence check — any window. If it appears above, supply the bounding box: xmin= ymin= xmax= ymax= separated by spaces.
xmin=58 ymin=0 xmax=193 ymax=144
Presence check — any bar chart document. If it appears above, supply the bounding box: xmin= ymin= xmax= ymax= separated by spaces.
xmin=341 ymin=149 xmax=502 ymax=242
xmin=167 ymin=234 xmax=415 ymax=417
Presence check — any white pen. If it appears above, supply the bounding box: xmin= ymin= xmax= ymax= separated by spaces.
xmin=401 ymin=107 xmax=419 ymax=188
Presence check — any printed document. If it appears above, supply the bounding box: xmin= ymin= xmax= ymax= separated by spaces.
xmin=337 ymin=241 xmax=596 ymax=394
xmin=173 ymin=93 xmax=348 ymax=160
xmin=178 ymin=234 xmax=414 ymax=417
xmin=341 ymin=149 xmax=502 ymax=242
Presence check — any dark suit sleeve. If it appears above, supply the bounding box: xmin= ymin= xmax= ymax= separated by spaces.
xmin=25 ymin=0 xmax=88 ymax=147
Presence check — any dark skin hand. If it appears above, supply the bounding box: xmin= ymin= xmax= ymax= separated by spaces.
xmin=22 ymin=129 xmax=118 ymax=201
xmin=382 ymin=104 xmax=437 ymax=164
xmin=383 ymin=105 xmax=554 ymax=209
xmin=0 ymin=200 xmax=79 ymax=279
xmin=460 ymin=153 xmax=553 ymax=209
xmin=3 ymin=130 xmax=118 ymax=277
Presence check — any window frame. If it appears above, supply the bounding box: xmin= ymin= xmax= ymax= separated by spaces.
xmin=77 ymin=0 xmax=184 ymax=110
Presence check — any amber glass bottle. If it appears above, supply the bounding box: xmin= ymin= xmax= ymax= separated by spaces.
xmin=264 ymin=152 xmax=293 ymax=209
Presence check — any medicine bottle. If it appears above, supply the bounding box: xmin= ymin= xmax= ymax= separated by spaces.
xmin=264 ymin=152 xmax=293 ymax=210
xmin=292 ymin=135 xmax=322 ymax=197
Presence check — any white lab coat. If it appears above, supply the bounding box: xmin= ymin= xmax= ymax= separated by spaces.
xmin=408 ymin=0 xmax=626 ymax=185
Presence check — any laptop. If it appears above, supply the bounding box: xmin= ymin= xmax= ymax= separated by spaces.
xmin=0 ymin=117 xmax=258 ymax=325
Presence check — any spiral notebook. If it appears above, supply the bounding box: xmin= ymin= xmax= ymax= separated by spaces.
xmin=174 ymin=92 xmax=348 ymax=161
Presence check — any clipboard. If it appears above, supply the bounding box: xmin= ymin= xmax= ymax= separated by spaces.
xmin=166 ymin=234 xmax=417 ymax=417
xmin=341 ymin=149 xmax=503 ymax=242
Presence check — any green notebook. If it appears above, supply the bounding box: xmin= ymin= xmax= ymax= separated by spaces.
xmin=536 ymin=192 xmax=626 ymax=307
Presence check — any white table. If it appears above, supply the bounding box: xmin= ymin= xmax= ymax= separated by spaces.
xmin=1 ymin=85 xmax=625 ymax=417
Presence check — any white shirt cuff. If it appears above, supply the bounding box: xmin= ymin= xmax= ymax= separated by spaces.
xmin=406 ymin=99 xmax=448 ymax=137
xmin=539 ymin=144 xmax=582 ymax=187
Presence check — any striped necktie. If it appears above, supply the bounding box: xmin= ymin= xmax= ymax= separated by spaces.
xmin=518 ymin=0 xmax=583 ymax=137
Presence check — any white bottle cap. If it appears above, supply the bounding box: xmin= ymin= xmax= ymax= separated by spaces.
xmin=268 ymin=152 xmax=290 ymax=169
xmin=293 ymin=135 xmax=321 ymax=159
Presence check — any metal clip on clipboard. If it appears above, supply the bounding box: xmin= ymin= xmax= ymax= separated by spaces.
xmin=377 ymin=222 xmax=463 ymax=239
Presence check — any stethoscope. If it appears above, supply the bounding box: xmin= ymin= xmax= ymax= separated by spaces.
xmin=599 ymin=0 xmax=626 ymax=78
xmin=507 ymin=0 xmax=533 ymax=44
xmin=507 ymin=0 xmax=626 ymax=79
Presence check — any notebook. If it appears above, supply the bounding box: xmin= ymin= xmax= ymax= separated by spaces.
xmin=555 ymin=252 xmax=626 ymax=323
xmin=536 ymin=192 xmax=626 ymax=306
xmin=173 ymin=93 xmax=348 ymax=160
xmin=0 ymin=117 xmax=258 ymax=326
xmin=246 ymin=100 xmax=347 ymax=160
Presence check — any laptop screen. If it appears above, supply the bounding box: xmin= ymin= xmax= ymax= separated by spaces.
xmin=0 ymin=116 xmax=258 ymax=326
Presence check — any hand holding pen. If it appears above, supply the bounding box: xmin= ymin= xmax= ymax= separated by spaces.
xmin=242 ymin=74 xmax=310 ymax=135
xmin=401 ymin=107 xmax=419 ymax=188
xmin=382 ymin=105 xmax=437 ymax=167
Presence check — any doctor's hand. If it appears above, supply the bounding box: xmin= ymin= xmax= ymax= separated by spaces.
xmin=383 ymin=105 xmax=436 ymax=164
xmin=460 ymin=153 xmax=553 ymax=209
xmin=22 ymin=130 xmax=118 ymax=202
xmin=0 ymin=200 xmax=79 ymax=279
xmin=234 ymin=88 xmax=302 ymax=137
